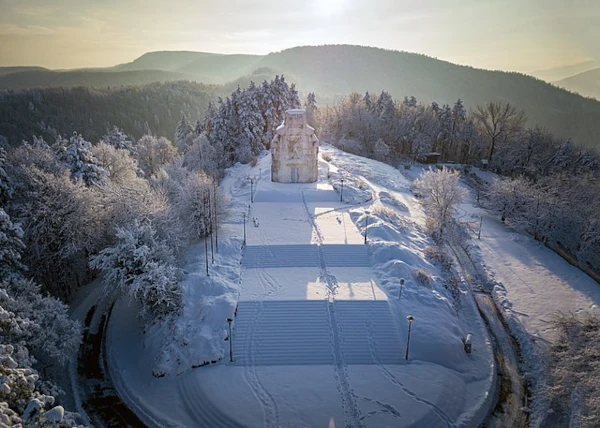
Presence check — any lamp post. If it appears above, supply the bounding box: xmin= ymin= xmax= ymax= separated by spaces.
xmin=340 ymin=178 xmax=344 ymax=202
xmin=399 ymin=278 xmax=405 ymax=299
xmin=364 ymin=211 xmax=369 ymax=244
xmin=213 ymin=177 xmax=219 ymax=253
xmin=405 ymin=315 xmax=414 ymax=361
xmin=249 ymin=176 xmax=258 ymax=203
xmin=242 ymin=212 xmax=246 ymax=248
xmin=227 ymin=318 xmax=233 ymax=362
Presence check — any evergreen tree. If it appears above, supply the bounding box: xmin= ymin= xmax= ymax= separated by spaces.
xmin=0 ymin=147 xmax=13 ymax=205
xmin=305 ymin=92 xmax=318 ymax=130
xmin=56 ymin=132 xmax=107 ymax=186
xmin=0 ymin=208 xmax=26 ymax=280
xmin=101 ymin=126 xmax=135 ymax=153
xmin=175 ymin=113 xmax=193 ymax=151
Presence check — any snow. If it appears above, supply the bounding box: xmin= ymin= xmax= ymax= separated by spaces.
xmin=455 ymin=167 xmax=600 ymax=341
xmin=454 ymin=166 xmax=600 ymax=426
xmin=106 ymin=146 xmax=496 ymax=427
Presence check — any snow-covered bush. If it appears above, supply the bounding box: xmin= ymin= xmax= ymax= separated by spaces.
xmin=545 ymin=313 xmax=600 ymax=428
xmin=90 ymin=220 xmax=183 ymax=320
xmin=412 ymin=268 xmax=432 ymax=286
xmin=424 ymin=245 xmax=453 ymax=271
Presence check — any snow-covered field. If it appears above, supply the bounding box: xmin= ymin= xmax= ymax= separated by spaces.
xmin=106 ymin=145 xmax=496 ymax=427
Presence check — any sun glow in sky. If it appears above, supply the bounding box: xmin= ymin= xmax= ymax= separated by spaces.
xmin=0 ymin=0 xmax=598 ymax=72
xmin=316 ymin=0 xmax=347 ymax=17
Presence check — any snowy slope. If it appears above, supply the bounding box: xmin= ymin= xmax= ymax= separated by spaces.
xmin=106 ymin=146 xmax=495 ymax=427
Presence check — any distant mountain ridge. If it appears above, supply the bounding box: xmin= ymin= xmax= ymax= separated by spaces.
xmin=555 ymin=67 xmax=600 ymax=101
xmin=2 ymin=45 xmax=600 ymax=150
xmin=0 ymin=66 xmax=48 ymax=77
xmin=531 ymin=60 xmax=600 ymax=83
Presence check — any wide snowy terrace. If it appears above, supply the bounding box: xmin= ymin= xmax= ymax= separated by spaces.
xmin=107 ymin=147 xmax=495 ymax=427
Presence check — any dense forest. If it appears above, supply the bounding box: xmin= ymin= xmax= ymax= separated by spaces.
xmin=0 ymin=81 xmax=221 ymax=146
xmin=2 ymin=45 xmax=600 ymax=150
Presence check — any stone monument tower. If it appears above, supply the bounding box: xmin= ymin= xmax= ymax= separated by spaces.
xmin=271 ymin=109 xmax=319 ymax=183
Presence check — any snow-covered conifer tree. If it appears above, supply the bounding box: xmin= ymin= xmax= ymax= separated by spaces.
xmin=305 ymin=92 xmax=318 ymax=129
xmin=101 ymin=126 xmax=135 ymax=153
xmin=175 ymin=113 xmax=194 ymax=152
xmin=0 ymin=147 xmax=13 ymax=204
xmin=56 ymin=132 xmax=107 ymax=186
xmin=0 ymin=209 xmax=26 ymax=280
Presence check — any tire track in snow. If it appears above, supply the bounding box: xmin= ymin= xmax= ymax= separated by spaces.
xmin=302 ymin=191 xmax=364 ymax=428
xmin=358 ymin=396 xmax=402 ymax=422
xmin=241 ymin=227 xmax=280 ymax=427
xmin=256 ymin=229 xmax=283 ymax=298
xmin=241 ymin=299 xmax=280 ymax=428
xmin=365 ymin=314 xmax=455 ymax=428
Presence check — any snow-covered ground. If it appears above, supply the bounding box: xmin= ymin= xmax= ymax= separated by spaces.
xmin=451 ymin=169 xmax=600 ymax=425
xmin=106 ymin=146 xmax=496 ymax=427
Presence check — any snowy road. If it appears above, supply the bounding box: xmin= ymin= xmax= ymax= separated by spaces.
xmin=457 ymin=178 xmax=600 ymax=344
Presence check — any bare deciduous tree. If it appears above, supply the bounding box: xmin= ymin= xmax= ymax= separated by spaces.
xmin=472 ymin=101 xmax=526 ymax=163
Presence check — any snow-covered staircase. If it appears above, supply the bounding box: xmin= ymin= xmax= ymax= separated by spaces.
xmin=243 ymin=244 xmax=370 ymax=268
xmin=322 ymin=244 xmax=371 ymax=267
xmin=243 ymin=245 xmax=319 ymax=268
xmin=232 ymin=300 xmax=402 ymax=366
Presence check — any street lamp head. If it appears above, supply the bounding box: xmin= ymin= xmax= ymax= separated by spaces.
xmin=406 ymin=315 xmax=414 ymax=323
xmin=227 ymin=318 xmax=233 ymax=323
xmin=400 ymin=278 xmax=405 ymax=286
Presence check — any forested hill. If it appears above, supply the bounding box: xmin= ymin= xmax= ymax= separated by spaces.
xmin=0 ymin=66 xmax=49 ymax=77
xmin=0 ymin=81 xmax=220 ymax=145
xmin=0 ymin=69 xmax=202 ymax=91
xmin=2 ymin=45 xmax=600 ymax=150
xmin=255 ymin=46 xmax=600 ymax=150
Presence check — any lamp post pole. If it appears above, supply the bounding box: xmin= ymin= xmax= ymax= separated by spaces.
xmin=243 ymin=212 xmax=246 ymax=248
xmin=227 ymin=318 xmax=233 ymax=362
xmin=249 ymin=176 xmax=257 ymax=203
xmin=399 ymin=278 xmax=405 ymax=299
xmin=340 ymin=178 xmax=344 ymax=202
xmin=364 ymin=211 xmax=369 ymax=244
xmin=213 ymin=178 xmax=219 ymax=253
xmin=405 ymin=315 xmax=414 ymax=361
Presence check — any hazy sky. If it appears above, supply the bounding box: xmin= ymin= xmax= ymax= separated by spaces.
xmin=0 ymin=0 xmax=598 ymax=72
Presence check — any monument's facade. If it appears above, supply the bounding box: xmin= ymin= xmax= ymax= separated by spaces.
xmin=271 ymin=109 xmax=319 ymax=183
